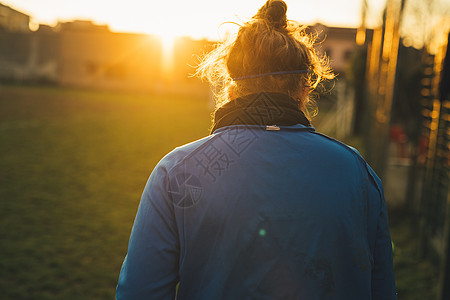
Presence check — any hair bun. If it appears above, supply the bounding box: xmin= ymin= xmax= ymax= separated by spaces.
xmin=255 ymin=0 xmax=287 ymax=28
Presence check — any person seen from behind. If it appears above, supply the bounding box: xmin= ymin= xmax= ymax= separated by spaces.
xmin=116 ymin=0 xmax=397 ymax=299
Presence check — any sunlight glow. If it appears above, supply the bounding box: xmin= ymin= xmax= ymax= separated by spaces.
xmin=161 ymin=34 xmax=175 ymax=78
xmin=1 ymin=0 xmax=365 ymax=40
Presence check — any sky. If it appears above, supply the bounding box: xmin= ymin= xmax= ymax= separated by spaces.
xmin=1 ymin=0 xmax=387 ymax=40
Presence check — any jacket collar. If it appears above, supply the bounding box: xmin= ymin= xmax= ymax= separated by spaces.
xmin=211 ymin=92 xmax=311 ymax=134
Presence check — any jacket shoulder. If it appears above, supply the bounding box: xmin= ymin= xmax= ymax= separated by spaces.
xmin=311 ymin=131 xmax=384 ymax=193
xmin=156 ymin=135 xmax=213 ymax=173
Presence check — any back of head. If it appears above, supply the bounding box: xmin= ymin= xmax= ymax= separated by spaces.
xmin=254 ymin=0 xmax=287 ymax=28
xmin=197 ymin=0 xmax=334 ymax=112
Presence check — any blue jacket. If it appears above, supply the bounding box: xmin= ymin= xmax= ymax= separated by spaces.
xmin=116 ymin=124 xmax=397 ymax=299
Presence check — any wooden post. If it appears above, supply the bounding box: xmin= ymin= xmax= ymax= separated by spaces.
xmin=367 ymin=0 xmax=404 ymax=178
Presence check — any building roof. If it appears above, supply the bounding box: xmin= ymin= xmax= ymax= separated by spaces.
xmin=0 ymin=3 xmax=30 ymax=18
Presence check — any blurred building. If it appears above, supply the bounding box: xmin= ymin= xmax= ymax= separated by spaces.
xmin=0 ymin=24 xmax=58 ymax=82
xmin=0 ymin=3 xmax=30 ymax=33
xmin=57 ymin=20 xmax=162 ymax=91
xmin=310 ymin=23 xmax=373 ymax=76
xmin=0 ymin=5 xmax=162 ymax=91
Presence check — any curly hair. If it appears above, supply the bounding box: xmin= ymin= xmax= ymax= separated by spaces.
xmin=196 ymin=0 xmax=335 ymax=117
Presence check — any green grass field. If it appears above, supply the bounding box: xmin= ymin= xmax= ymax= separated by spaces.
xmin=0 ymin=84 xmax=437 ymax=299
xmin=0 ymin=84 xmax=212 ymax=299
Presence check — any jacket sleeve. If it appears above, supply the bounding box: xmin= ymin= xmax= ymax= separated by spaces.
xmin=116 ymin=164 xmax=179 ymax=300
xmin=367 ymin=167 xmax=397 ymax=300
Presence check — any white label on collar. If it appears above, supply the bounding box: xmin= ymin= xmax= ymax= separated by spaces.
xmin=266 ymin=125 xmax=280 ymax=131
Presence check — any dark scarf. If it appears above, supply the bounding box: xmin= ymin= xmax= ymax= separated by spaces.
xmin=211 ymin=92 xmax=311 ymax=133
